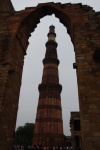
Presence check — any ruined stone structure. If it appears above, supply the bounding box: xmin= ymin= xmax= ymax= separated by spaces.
xmin=0 ymin=0 xmax=100 ymax=150
xmin=33 ymin=25 xmax=64 ymax=147
xmin=70 ymin=112 xmax=81 ymax=150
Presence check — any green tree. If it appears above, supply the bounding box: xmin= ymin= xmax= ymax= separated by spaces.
xmin=14 ymin=123 xmax=34 ymax=146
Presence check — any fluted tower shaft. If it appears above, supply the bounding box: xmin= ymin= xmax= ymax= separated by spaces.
xmin=33 ymin=25 xmax=64 ymax=147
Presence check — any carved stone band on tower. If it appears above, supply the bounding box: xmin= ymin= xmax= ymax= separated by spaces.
xmin=33 ymin=25 xmax=64 ymax=147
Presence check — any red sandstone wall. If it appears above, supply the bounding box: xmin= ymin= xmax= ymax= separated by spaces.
xmin=0 ymin=0 xmax=14 ymax=12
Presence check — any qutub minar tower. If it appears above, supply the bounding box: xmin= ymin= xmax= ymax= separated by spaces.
xmin=33 ymin=25 xmax=64 ymax=147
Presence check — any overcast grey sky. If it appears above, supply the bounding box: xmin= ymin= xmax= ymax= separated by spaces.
xmin=11 ymin=0 xmax=100 ymax=136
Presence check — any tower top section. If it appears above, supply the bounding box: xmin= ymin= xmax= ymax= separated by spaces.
xmin=49 ymin=25 xmax=55 ymax=33
xmin=47 ymin=25 xmax=56 ymax=41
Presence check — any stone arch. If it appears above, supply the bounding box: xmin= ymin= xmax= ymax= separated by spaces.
xmin=20 ymin=4 xmax=72 ymax=39
xmin=8 ymin=3 xmax=74 ymax=53
xmin=0 ymin=2 xmax=100 ymax=150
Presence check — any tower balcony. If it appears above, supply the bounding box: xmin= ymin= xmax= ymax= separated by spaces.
xmin=43 ymin=58 xmax=59 ymax=65
xmin=46 ymin=40 xmax=58 ymax=48
xmin=38 ymin=83 xmax=62 ymax=93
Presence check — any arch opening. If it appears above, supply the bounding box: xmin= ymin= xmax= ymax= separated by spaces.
xmin=16 ymin=14 xmax=79 ymax=139
xmin=18 ymin=4 xmax=73 ymax=50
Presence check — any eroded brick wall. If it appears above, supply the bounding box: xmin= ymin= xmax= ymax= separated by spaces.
xmin=0 ymin=2 xmax=24 ymax=149
xmin=0 ymin=0 xmax=14 ymax=12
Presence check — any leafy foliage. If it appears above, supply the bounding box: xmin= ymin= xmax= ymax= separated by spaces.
xmin=14 ymin=123 xmax=34 ymax=146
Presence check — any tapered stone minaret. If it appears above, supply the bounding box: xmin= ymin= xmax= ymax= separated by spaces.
xmin=33 ymin=25 xmax=64 ymax=147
